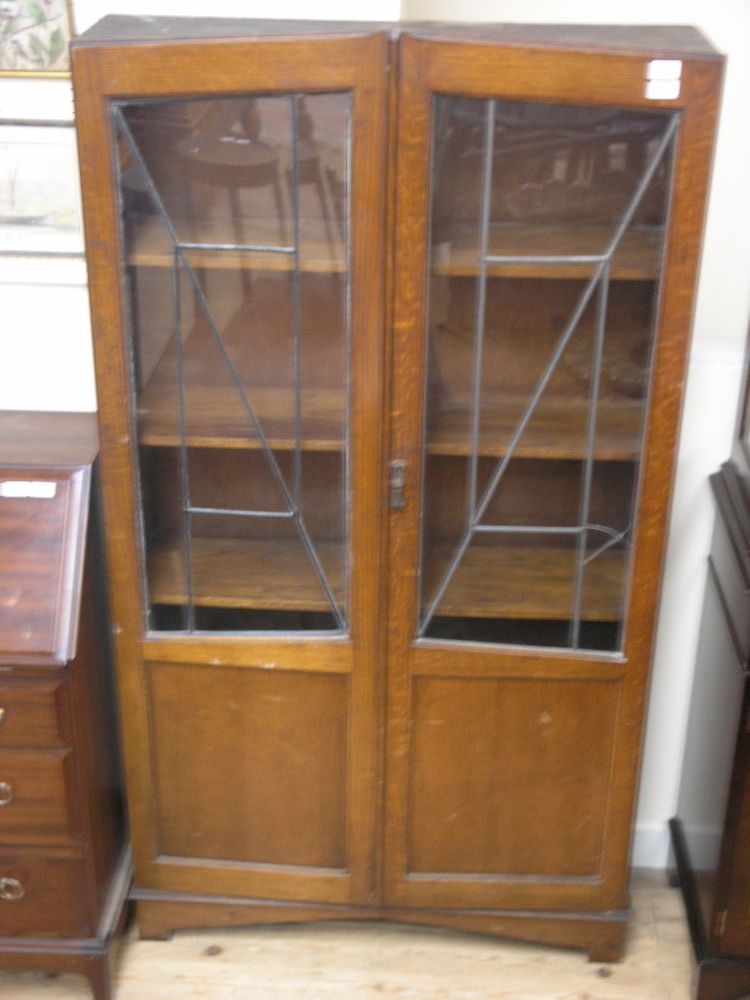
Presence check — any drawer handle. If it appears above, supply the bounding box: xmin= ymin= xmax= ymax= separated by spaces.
xmin=0 ymin=708 xmax=5 ymax=724
xmin=0 ymin=782 xmax=13 ymax=806
xmin=0 ymin=878 xmax=24 ymax=901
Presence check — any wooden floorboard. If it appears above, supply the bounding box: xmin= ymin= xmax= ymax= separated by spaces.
xmin=0 ymin=872 xmax=693 ymax=998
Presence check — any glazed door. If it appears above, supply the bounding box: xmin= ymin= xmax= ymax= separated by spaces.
xmin=74 ymin=31 xmax=388 ymax=906
xmin=385 ymin=33 xmax=713 ymax=911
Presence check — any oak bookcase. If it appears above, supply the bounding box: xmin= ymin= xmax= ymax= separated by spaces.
xmin=72 ymin=17 xmax=722 ymax=959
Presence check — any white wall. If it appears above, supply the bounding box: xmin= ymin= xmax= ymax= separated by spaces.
xmin=73 ymin=0 xmax=394 ymax=30
xmin=2 ymin=0 xmax=749 ymax=867
xmin=0 ymin=258 xmax=94 ymax=410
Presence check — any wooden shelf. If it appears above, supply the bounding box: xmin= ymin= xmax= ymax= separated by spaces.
xmin=134 ymin=258 xmax=646 ymax=459
xmin=136 ymin=279 xmax=349 ymax=450
xmin=127 ymin=217 xmax=345 ymax=274
xmin=149 ymin=535 xmax=623 ymax=621
xmin=126 ymin=218 xmax=661 ymax=280
xmin=427 ymin=396 xmax=643 ymax=461
xmin=149 ymin=537 xmax=345 ymax=611
xmin=432 ymin=223 xmax=663 ymax=280
xmin=425 ymin=542 xmax=625 ymax=621
xmin=139 ymin=385 xmax=643 ymax=460
xmin=138 ymin=385 xmax=346 ymax=451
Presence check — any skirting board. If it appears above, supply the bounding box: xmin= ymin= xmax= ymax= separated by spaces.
xmin=632 ymin=822 xmax=672 ymax=869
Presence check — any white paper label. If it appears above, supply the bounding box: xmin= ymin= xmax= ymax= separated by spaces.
xmin=0 ymin=481 xmax=57 ymax=499
xmin=645 ymin=79 xmax=681 ymax=100
xmin=646 ymin=59 xmax=682 ymax=81
xmin=645 ymin=59 xmax=682 ymax=100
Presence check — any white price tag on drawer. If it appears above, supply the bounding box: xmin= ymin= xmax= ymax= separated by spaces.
xmin=0 ymin=481 xmax=57 ymax=499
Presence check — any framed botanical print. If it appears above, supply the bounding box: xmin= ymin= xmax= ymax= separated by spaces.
xmin=0 ymin=0 xmax=75 ymax=76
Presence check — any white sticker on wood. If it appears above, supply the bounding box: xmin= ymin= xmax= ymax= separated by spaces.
xmin=0 ymin=481 xmax=57 ymax=499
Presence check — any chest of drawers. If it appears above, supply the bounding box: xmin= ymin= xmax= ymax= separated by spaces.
xmin=0 ymin=411 xmax=129 ymax=1000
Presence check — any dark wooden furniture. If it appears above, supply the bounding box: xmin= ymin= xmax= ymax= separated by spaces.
xmin=72 ymin=17 xmax=722 ymax=961
xmin=0 ymin=411 xmax=129 ymax=1000
xmin=671 ymin=334 xmax=750 ymax=999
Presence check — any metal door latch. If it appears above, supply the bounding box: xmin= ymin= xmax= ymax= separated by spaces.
xmin=389 ymin=460 xmax=407 ymax=509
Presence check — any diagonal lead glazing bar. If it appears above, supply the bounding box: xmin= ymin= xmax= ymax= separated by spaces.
xmin=603 ymin=115 xmax=679 ymax=259
xmin=116 ymin=108 xmax=345 ymax=631
xmin=473 ymin=262 xmax=605 ymax=527
xmin=184 ymin=278 xmax=346 ymax=628
xmin=569 ymin=265 xmax=610 ymax=650
xmin=566 ymin=119 xmax=677 ymax=647
xmin=584 ymin=527 xmax=631 ymax=567
xmin=418 ymin=262 xmax=605 ymax=637
xmin=115 ymin=111 xmax=291 ymax=508
xmin=476 ymin=124 xmax=677 ymax=531
xmin=420 ymin=111 xmax=678 ymax=639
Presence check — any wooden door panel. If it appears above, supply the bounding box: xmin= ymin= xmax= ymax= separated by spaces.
xmin=407 ymin=677 xmax=619 ymax=878
xmin=149 ymin=662 xmax=348 ymax=871
xmin=74 ymin=26 xmax=389 ymax=907
xmin=385 ymin=28 xmax=722 ymax=917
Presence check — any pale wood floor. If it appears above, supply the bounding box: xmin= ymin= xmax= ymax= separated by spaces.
xmin=0 ymin=872 xmax=695 ymax=998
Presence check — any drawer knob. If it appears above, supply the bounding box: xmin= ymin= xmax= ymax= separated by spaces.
xmin=0 ymin=782 xmax=13 ymax=806
xmin=0 ymin=878 xmax=24 ymax=901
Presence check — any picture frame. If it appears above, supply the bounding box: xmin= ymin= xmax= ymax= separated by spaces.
xmin=0 ymin=0 xmax=75 ymax=77
xmin=0 ymin=122 xmax=83 ymax=254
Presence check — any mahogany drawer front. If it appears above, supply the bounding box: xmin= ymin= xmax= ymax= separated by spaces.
xmin=0 ymin=852 xmax=89 ymax=936
xmin=0 ymin=751 xmax=76 ymax=847
xmin=0 ymin=679 xmax=69 ymax=749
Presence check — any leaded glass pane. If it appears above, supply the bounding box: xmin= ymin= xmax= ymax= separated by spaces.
xmin=115 ymin=93 xmax=351 ymax=633
xmin=420 ymin=97 xmax=677 ymax=652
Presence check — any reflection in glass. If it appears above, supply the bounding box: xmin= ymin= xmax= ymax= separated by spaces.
xmin=115 ymin=93 xmax=350 ymax=634
xmin=420 ymin=97 xmax=677 ymax=651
